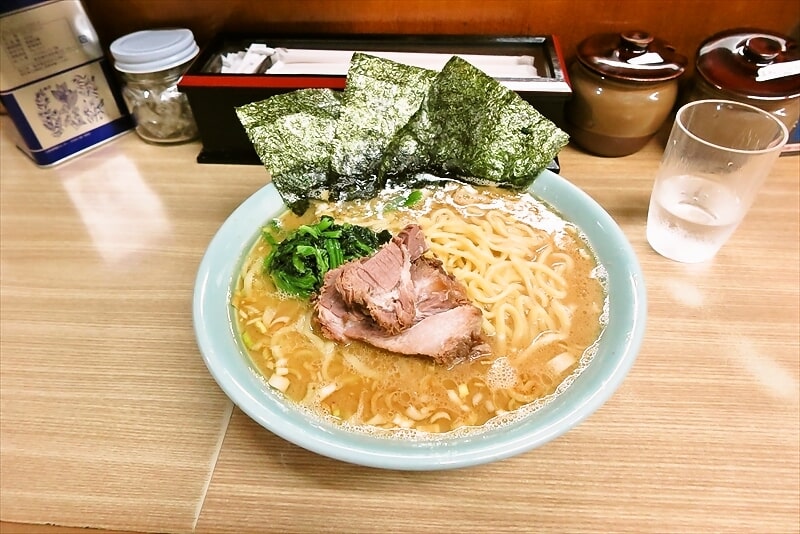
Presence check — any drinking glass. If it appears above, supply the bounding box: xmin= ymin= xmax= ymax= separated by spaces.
xmin=646 ymin=99 xmax=789 ymax=263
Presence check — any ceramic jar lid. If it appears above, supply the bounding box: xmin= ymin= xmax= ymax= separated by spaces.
xmin=576 ymin=30 xmax=687 ymax=82
xmin=695 ymin=28 xmax=800 ymax=100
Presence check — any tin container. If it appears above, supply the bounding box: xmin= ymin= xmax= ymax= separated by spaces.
xmin=687 ymin=28 xmax=800 ymax=133
xmin=0 ymin=0 xmax=132 ymax=167
xmin=565 ymin=30 xmax=687 ymax=157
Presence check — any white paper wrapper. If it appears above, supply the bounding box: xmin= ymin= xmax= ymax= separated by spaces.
xmin=219 ymin=44 xmax=538 ymax=78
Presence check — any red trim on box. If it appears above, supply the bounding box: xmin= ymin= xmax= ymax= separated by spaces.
xmin=179 ymin=75 xmax=347 ymax=89
xmin=550 ymin=35 xmax=571 ymax=87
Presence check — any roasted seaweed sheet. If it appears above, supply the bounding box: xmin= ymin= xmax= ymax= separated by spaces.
xmin=380 ymin=56 xmax=569 ymax=188
xmin=235 ymin=88 xmax=342 ymax=213
xmin=236 ymin=53 xmax=568 ymax=212
xmin=329 ymin=53 xmax=437 ymax=200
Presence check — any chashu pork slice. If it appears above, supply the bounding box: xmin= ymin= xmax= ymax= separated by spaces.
xmin=314 ymin=224 xmax=489 ymax=366
xmin=334 ymin=225 xmax=427 ymax=334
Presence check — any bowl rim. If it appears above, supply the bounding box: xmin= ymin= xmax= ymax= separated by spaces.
xmin=192 ymin=169 xmax=647 ymax=470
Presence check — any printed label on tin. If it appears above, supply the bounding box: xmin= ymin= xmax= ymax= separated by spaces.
xmin=11 ymin=61 xmax=124 ymax=150
xmin=0 ymin=0 xmax=103 ymax=91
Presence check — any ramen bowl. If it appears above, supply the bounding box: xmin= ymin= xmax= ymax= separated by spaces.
xmin=193 ymin=169 xmax=646 ymax=470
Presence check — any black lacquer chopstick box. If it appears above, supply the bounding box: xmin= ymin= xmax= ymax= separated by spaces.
xmin=178 ymin=33 xmax=571 ymax=167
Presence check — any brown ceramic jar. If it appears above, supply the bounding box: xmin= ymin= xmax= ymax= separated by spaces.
xmin=687 ymin=28 xmax=800 ymax=133
xmin=566 ymin=30 xmax=687 ymax=157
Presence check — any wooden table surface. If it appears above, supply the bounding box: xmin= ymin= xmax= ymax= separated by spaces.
xmin=1 ymin=116 xmax=798 ymax=534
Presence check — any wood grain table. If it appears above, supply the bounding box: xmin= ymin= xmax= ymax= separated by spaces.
xmin=1 ymin=116 xmax=798 ymax=534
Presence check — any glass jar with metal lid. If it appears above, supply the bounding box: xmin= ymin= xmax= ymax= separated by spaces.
xmin=565 ymin=30 xmax=687 ymax=157
xmin=110 ymin=28 xmax=200 ymax=144
xmin=687 ymin=28 xmax=800 ymax=133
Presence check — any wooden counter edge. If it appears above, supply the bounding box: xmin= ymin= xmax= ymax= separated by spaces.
xmin=0 ymin=522 xmax=147 ymax=534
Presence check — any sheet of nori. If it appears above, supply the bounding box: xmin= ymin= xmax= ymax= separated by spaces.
xmin=235 ymin=88 xmax=342 ymax=213
xmin=380 ymin=56 xmax=569 ymax=189
xmin=328 ymin=53 xmax=437 ymax=200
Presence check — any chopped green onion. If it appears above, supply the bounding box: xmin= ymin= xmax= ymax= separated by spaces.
xmin=403 ymin=190 xmax=423 ymax=207
xmin=241 ymin=331 xmax=254 ymax=349
xmin=383 ymin=189 xmax=422 ymax=212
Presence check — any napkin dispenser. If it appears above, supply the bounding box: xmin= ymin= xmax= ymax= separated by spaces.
xmin=178 ymin=33 xmax=571 ymax=166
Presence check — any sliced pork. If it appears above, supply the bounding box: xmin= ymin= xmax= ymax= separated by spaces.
xmin=315 ymin=224 xmax=489 ymax=366
xmin=334 ymin=225 xmax=426 ymax=334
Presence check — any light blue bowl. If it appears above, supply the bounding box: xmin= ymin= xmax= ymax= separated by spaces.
xmin=193 ymin=170 xmax=647 ymax=470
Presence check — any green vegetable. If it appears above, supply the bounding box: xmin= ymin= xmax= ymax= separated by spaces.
xmin=263 ymin=216 xmax=392 ymax=298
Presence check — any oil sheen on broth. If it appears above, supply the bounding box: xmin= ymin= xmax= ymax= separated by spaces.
xmin=233 ymin=182 xmax=608 ymax=436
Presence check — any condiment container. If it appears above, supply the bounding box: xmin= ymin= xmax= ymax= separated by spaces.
xmin=110 ymin=28 xmax=199 ymax=144
xmin=565 ymin=30 xmax=687 ymax=157
xmin=687 ymin=28 xmax=800 ymax=133
xmin=0 ymin=0 xmax=132 ymax=167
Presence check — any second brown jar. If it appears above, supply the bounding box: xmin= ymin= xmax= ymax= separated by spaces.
xmin=566 ymin=30 xmax=687 ymax=157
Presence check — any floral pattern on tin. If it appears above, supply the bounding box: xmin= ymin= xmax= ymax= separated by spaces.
xmin=34 ymin=74 xmax=107 ymax=137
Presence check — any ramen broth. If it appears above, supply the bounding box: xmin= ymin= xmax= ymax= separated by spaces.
xmin=232 ymin=182 xmax=607 ymax=435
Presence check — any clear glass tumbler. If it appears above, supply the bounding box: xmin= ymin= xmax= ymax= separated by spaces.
xmin=646 ymin=99 xmax=789 ymax=263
